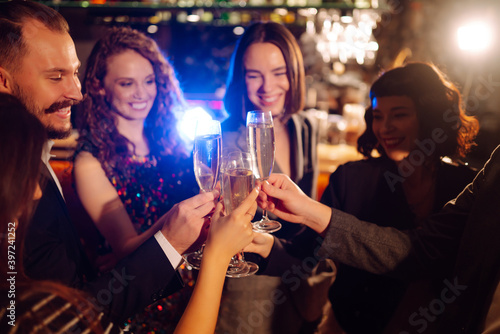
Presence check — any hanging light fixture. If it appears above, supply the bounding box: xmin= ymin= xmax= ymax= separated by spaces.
xmin=306 ymin=8 xmax=381 ymax=65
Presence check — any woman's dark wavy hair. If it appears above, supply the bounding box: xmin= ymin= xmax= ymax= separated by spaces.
xmin=357 ymin=62 xmax=479 ymax=160
xmin=0 ymin=93 xmax=105 ymax=333
xmin=76 ymin=26 xmax=187 ymax=177
xmin=223 ymin=21 xmax=305 ymax=131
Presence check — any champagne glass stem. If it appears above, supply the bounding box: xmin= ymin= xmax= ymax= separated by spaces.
xmin=260 ymin=177 xmax=270 ymax=222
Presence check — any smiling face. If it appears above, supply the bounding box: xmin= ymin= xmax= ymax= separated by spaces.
xmin=10 ymin=19 xmax=82 ymax=139
xmin=243 ymin=42 xmax=290 ymax=117
xmin=371 ymin=95 xmax=420 ymax=162
xmin=102 ymin=49 xmax=157 ymax=123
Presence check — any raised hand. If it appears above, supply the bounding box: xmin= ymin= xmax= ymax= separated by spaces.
xmin=204 ymin=187 xmax=259 ymax=264
xmin=160 ymin=189 xmax=220 ymax=255
xmin=257 ymin=173 xmax=308 ymax=223
xmin=243 ymin=232 xmax=274 ymax=259
xmin=259 ymin=174 xmax=332 ymax=234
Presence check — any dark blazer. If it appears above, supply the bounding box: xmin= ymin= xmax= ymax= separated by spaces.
xmin=24 ymin=163 xmax=183 ymax=324
xmin=318 ymin=146 xmax=500 ymax=333
xmin=321 ymin=157 xmax=476 ymax=333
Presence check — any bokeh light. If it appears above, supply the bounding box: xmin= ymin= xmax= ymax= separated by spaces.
xmin=177 ymin=106 xmax=213 ymax=141
xmin=457 ymin=21 xmax=493 ymax=52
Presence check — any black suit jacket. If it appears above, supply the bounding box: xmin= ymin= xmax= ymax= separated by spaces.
xmin=24 ymin=163 xmax=183 ymax=323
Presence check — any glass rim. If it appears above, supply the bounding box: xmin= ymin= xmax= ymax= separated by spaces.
xmin=246 ymin=110 xmax=272 ymax=114
xmin=194 ymin=118 xmax=221 ymax=137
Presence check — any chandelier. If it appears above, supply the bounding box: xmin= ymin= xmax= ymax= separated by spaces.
xmin=304 ymin=8 xmax=381 ymax=65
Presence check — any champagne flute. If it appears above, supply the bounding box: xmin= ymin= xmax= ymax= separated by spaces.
xmin=184 ymin=119 xmax=222 ymax=269
xmin=246 ymin=111 xmax=281 ymax=233
xmin=221 ymin=151 xmax=259 ymax=277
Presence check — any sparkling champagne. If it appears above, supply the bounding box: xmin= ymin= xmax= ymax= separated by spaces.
xmin=194 ymin=133 xmax=221 ymax=192
xmin=222 ymin=168 xmax=254 ymax=214
xmin=247 ymin=123 xmax=275 ymax=180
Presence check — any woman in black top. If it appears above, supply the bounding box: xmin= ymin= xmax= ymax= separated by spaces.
xmin=323 ymin=62 xmax=479 ymax=333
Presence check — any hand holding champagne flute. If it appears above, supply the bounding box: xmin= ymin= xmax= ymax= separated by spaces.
xmin=246 ymin=110 xmax=281 ymax=233
xmin=221 ymin=151 xmax=259 ymax=277
xmin=184 ymin=119 xmax=222 ymax=269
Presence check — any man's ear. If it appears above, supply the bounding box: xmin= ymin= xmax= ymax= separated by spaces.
xmin=0 ymin=67 xmax=13 ymax=94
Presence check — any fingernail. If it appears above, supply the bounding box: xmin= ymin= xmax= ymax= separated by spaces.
xmin=256 ymin=185 xmax=261 ymax=192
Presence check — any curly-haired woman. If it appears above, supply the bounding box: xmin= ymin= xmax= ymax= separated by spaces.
xmin=74 ymin=26 xmax=200 ymax=332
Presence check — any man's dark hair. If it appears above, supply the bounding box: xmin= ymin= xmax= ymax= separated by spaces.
xmin=0 ymin=0 xmax=69 ymax=72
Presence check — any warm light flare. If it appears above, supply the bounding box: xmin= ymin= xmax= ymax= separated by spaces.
xmin=457 ymin=21 xmax=493 ymax=52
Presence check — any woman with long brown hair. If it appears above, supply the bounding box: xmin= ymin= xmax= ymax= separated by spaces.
xmin=219 ymin=21 xmax=323 ymax=334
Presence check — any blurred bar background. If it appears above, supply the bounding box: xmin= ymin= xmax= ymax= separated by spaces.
xmin=43 ymin=0 xmax=500 ymax=197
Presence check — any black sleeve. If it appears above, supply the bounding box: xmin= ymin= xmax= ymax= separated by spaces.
xmin=319 ymin=148 xmax=494 ymax=278
xmin=83 ymin=237 xmax=183 ymax=324
xmin=24 ymin=167 xmax=183 ymax=324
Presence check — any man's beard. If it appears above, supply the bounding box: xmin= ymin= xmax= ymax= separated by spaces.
xmin=46 ymin=125 xmax=72 ymax=140
xmin=44 ymin=100 xmax=75 ymax=139
xmin=12 ymin=82 xmax=75 ymax=140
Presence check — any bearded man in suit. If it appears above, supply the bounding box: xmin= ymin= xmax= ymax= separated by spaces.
xmin=0 ymin=0 xmax=216 ymax=323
